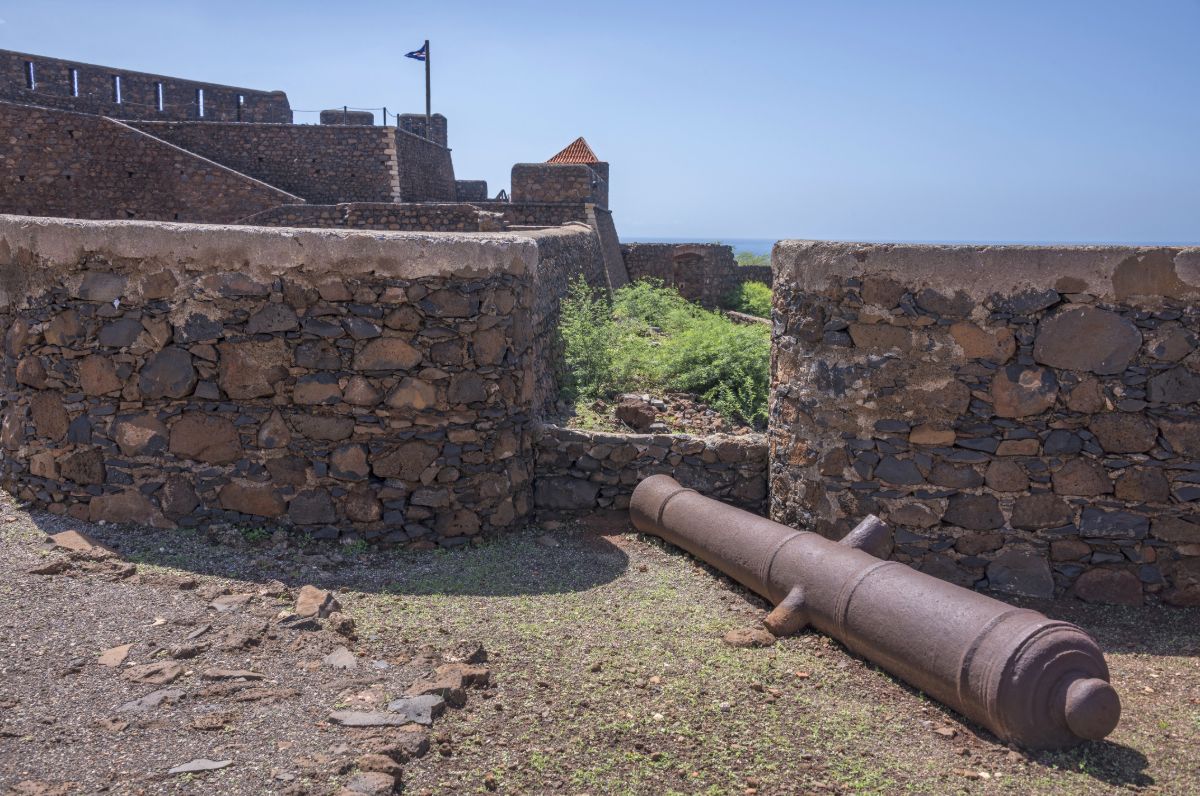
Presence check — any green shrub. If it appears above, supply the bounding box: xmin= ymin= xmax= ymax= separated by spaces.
xmin=726 ymin=280 xmax=772 ymax=318
xmin=558 ymin=278 xmax=770 ymax=426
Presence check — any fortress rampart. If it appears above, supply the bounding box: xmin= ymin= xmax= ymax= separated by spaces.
xmin=1 ymin=49 xmax=291 ymax=123
xmin=770 ymin=242 xmax=1200 ymax=607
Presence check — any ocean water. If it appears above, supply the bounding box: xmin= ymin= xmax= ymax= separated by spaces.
xmin=626 ymin=237 xmax=776 ymax=257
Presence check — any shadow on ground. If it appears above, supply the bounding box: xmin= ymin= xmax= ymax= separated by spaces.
xmin=23 ymin=510 xmax=631 ymax=598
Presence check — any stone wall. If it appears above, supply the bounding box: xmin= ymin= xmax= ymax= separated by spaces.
xmin=397 ymin=114 xmax=448 ymax=148
xmin=0 ymin=102 xmax=301 ymax=223
xmin=533 ymin=425 xmax=768 ymax=514
xmin=395 ymin=129 xmax=456 ymax=202
xmin=0 ymin=215 xmax=598 ymax=548
xmin=1 ymin=49 xmax=290 ymax=123
xmin=237 ymin=203 xmax=506 ymax=232
xmin=770 ymin=241 xmax=1200 ymax=607
xmin=456 ymin=181 xmax=489 ymax=202
xmin=130 ymin=121 xmax=402 ymax=205
xmin=622 ymin=243 xmax=770 ymax=308
xmin=511 ymin=164 xmax=607 ymax=208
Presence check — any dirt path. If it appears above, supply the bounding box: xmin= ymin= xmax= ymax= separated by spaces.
xmin=0 ymin=495 xmax=1197 ymax=795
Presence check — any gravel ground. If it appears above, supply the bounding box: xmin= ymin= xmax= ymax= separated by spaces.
xmin=0 ymin=491 xmax=1197 ymax=795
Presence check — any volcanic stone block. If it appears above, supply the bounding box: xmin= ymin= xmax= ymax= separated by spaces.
xmin=78 ymin=355 xmax=123 ymax=395
xmin=89 ymin=490 xmax=169 ymax=527
xmin=353 ymin=338 xmax=422 ymax=371
xmin=1011 ymin=493 xmax=1074 ymax=530
xmin=139 ymin=347 xmax=197 ymax=399
xmin=1072 ymin=568 xmax=1142 ymax=606
xmin=1147 ymin=366 xmax=1200 ymax=404
xmin=45 ymin=309 xmax=84 ymax=345
xmin=1079 ymin=508 xmax=1149 ymax=539
xmin=986 ymin=550 xmax=1054 ymax=598
xmin=59 ymin=447 xmax=106 ymax=485
xmin=294 ymin=374 xmax=342 ymax=405
xmin=257 ymin=411 xmax=291 ymax=449
xmin=30 ymin=392 xmax=69 ymax=441
xmin=437 ymin=508 xmax=481 ymax=537
xmin=289 ymin=489 xmax=336 ymax=525
xmin=950 ymin=322 xmax=1016 ymax=362
xmin=218 ymin=482 xmax=286 ymax=517
xmin=860 ymin=276 xmax=905 ymax=307
xmin=16 ymin=357 xmax=48 ymax=388
xmin=1157 ymin=417 xmax=1200 ymax=457
xmin=1052 ymin=459 xmax=1112 ymax=497
xmin=534 ymin=476 xmax=600 ymax=510
xmin=914 ymin=288 xmax=972 ymax=318
xmin=330 ymin=444 xmax=370 ymax=481
xmin=991 ymin=365 xmax=1058 ymax=418
xmin=848 ymin=324 xmax=911 ymax=351
xmin=290 ymin=413 xmax=354 ymax=441
xmin=112 ymin=414 xmax=169 ymax=457
xmin=386 ymin=377 xmax=438 ymax=410
xmin=371 ymin=441 xmax=438 ymax=480
xmin=942 ymin=493 xmax=1003 ymax=530
xmin=161 ymin=475 xmax=200 ymax=517
xmin=1114 ymin=469 xmax=1170 ymax=503
xmin=76 ymin=272 xmax=127 ymax=302
xmin=1150 ymin=516 xmax=1200 ymax=544
xmin=245 ymin=304 xmax=299 ymax=334
xmin=928 ymin=462 xmax=983 ymax=489
xmin=169 ymin=414 xmax=243 ymax=464
xmin=98 ymin=318 xmax=143 ymax=348
xmin=1033 ymin=306 xmax=1142 ymax=375
xmin=1088 ymin=414 xmax=1157 ymax=453
xmin=218 ymin=340 xmax=289 ymax=399
xmin=447 ymin=372 xmax=487 ymax=404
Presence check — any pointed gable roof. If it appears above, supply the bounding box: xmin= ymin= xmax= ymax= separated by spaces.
xmin=547 ymin=137 xmax=600 ymax=164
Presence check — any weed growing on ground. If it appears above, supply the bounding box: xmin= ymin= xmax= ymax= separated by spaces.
xmin=725 ymin=280 xmax=772 ymax=318
xmin=560 ymin=278 xmax=770 ymax=425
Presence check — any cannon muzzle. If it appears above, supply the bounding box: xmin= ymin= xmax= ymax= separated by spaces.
xmin=630 ymin=474 xmax=1120 ymax=749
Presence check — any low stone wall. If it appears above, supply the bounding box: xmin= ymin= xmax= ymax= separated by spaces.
xmin=770 ymin=241 xmax=1200 ymax=606
xmin=0 ymin=215 xmax=597 ymax=548
xmin=237 ymin=203 xmax=506 ymax=232
xmin=131 ymin=121 xmax=402 ymax=205
xmin=0 ymin=102 xmax=301 ymax=223
xmin=533 ymin=424 xmax=768 ymax=514
xmin=622 ymin=243 xmax=771 ymax=308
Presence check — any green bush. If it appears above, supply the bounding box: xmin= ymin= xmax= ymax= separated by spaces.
xmin=726 ymin=281 xmax=772 ymax=318
xmin=559 ymin=278 xmax=770 ymax=426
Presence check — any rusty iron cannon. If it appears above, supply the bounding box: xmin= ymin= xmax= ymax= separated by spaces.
xmin=629 ymin=475 xmax=1121 ymax=749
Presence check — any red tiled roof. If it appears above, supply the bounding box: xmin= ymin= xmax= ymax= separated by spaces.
xmin=547 ymin=137 xmax=600 ymax=164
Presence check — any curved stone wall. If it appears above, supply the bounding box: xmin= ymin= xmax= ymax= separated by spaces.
xmin=0 ymin=216 xmax=596 ymax=547
xmin=770 ymin=241 xmax=1200 ymax=606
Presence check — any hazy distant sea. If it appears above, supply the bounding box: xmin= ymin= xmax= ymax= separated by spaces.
xmin=627 ymin=237 xmax=775 ymax=256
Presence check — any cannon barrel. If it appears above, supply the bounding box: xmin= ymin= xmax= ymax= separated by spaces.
xmin=630 ymin=475 xmax=1120 ymax=749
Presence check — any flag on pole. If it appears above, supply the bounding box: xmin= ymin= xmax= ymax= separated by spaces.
xmin=405 ymin=43 xmax=428 ymax=61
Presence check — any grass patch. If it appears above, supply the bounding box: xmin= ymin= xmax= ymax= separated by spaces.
xmin=560 ymin=278 xmax=770 ymax=426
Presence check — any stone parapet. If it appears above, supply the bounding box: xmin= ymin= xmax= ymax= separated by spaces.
xmin=0 ymin=216 xmax=597 ymax=547
xmin=770 ymin=241 xmax=1200 ymax=606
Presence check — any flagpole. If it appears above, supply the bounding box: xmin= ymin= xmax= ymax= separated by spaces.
xmin=424 ymin=39 xmax=431 ymax=142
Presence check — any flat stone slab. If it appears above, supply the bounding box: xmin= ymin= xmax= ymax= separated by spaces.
xmin=117 ymin=688 xmax=184 ymax=714
xmin=323 ymin=646 xmax=358 ymax=670
xmin=386 ymin=694 xmax=445 ymax=726
xmin=327 ymin=710 xmax=414 ymax=728
xmin=168 ymin=759 xmax=232 ymax=775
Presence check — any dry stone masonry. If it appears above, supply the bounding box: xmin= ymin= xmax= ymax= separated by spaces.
xmin=0 ymin=216 xmax=598 ymax=548
xmin=533 ymin=424 xmax=768 ymax=514
xmin=769 ymin=242 xmax=1200 ymax=607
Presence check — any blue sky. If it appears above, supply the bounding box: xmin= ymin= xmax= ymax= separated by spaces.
xmin=4 ymin=1 xmax=1198 ymax=243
